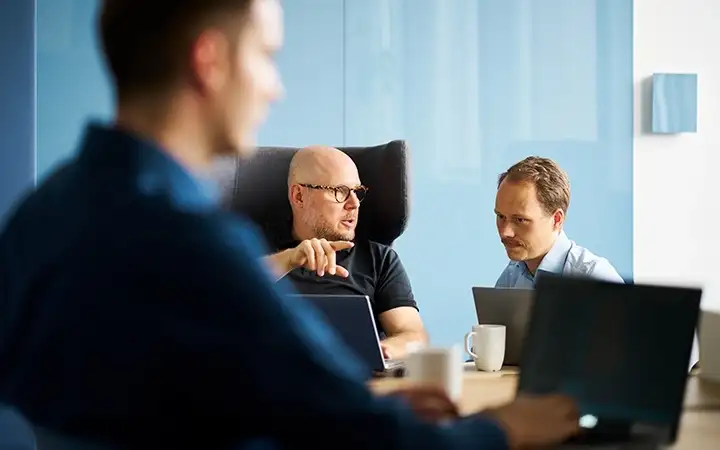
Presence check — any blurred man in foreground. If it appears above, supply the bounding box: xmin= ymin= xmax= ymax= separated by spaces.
xmin=0 ymin=1 xmax=580 ymax=449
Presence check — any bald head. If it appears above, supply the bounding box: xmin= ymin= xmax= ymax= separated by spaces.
xmin=288 ymin=145 xmax=357 ymax=186
xmin=287 ymin=145 xmax=363 ymax=242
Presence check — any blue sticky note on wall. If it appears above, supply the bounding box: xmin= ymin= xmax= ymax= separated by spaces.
xmin=652 ymin=73 xmax=698 ymax=133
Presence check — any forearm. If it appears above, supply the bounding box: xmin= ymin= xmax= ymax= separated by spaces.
xmin=385 ymin=330 xmax=428 ymax=346
xmin=382 ymin=330 xmax=428 ymax=358
xmin=262 ymin=249 xmax=293 ymax=281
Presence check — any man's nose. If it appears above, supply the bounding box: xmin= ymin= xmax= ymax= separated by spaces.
xmin=345 ymin=192 xmax=360 ymax=209
xmin=498 ymin=223 xmax=514 ymax=238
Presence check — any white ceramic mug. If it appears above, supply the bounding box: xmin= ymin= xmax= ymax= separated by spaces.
xmin=405 ymin=345 xmax=463 ymax=400
xmin=464 ymin=324 xmax=506 ymax=372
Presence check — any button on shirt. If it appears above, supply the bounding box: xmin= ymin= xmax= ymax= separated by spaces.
xmin=0 ymin=123 xmax=509 ymax=450
xmin=495 ymin=231 xmax=624 ymax=288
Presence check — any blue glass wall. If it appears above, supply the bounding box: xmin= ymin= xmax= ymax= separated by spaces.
xmin=338 ymin=0 xmax=634 ymax=345
xmin=259 ymin=0 xmax=346 ymax=146
xmin=36 ymin=0 xmax=633 ymax=346
xmin=36 ymin=0 xmax=113 ymax=179
xmin=0 ymin=0 xmax=36 ymax=221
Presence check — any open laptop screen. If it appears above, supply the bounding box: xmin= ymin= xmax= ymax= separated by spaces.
xmin=518 ymin=274 xmax=701 ymax=443
xmin=289 ymin=294 xmax=385 ymax=375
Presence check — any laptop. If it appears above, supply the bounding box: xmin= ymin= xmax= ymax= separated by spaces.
xmin=471 ymin=287 xmax=534 ymax=366
xmin=291 ymin=294 xmax=404 ymax=377
xmin=518 ymin=273 xmax=702 ymax=447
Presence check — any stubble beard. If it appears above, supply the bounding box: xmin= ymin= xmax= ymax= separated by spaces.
xmin=312 ymin=222 xmax=354 ymax=242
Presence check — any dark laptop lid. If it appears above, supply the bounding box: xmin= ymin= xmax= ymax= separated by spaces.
xmin=291 ymin=294 xmax=385 ymax=375
xmin=518 ymin=273 xmax=701 ymax=445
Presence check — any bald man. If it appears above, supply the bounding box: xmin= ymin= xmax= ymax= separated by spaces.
xmin=263 ymin=146 xmax=428 ymax=359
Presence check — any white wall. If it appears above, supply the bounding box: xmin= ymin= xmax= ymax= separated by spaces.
xmin=634 ymin=0 xmax=720 ymax=312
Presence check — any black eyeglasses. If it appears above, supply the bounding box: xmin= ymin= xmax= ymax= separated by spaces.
xmin=300 ymin=183 xmax=369 ymax=203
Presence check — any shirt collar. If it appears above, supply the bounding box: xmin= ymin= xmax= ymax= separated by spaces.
xmin=77 ymin=122 xmax=219 ymax=208
xmin=535 ymin=230 xmax=572 ymax=274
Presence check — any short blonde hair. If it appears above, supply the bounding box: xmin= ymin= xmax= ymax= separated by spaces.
xmin=498 ymin=156 xmax=571 ymax=215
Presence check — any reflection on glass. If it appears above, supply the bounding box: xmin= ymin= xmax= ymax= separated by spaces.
xmin=526 ymin=0 xmax=597 ymax=142
xmin=431 ymin=0 xmax=482 ymax=181
xmin=37 ymin=0 xmax=74 ymax=53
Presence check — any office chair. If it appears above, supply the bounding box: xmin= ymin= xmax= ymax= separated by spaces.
xmin=210 ymin=141 xmax=410 ymax=249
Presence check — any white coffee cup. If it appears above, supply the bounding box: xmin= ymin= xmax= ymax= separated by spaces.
xmin=405 ymin=345 xmax=463 ymax=401
xmin=464 ymin=324 xmax=506 ymax=372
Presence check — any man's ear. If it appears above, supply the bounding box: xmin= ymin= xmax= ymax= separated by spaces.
xmin=552 ymin=209 xmax=565 ymax=231
xmin=189 ymin=30 xmax=230 ymax=96
xmin=289 ymin=184 xmax=304 ymax=207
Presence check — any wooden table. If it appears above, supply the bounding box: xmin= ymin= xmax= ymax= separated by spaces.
xmin=369 ymin=365 xmax=720 ymax=449
xmin=684 ymin=374 xmax=720 ymax=410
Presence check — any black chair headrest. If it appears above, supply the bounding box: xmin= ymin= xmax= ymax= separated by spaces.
xmin=209 ymin=141 xmax=410 ymax=248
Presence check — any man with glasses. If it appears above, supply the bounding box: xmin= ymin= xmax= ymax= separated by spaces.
xmin=264 ymin=146 xmax=427 ymax=359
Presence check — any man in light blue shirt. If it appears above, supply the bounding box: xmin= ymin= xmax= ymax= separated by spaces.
xmin=494 ymin=157 xmax=623 ymax=288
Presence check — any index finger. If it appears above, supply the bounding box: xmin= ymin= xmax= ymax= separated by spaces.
xmin=329 ymin=241 xmax=354 ymax=251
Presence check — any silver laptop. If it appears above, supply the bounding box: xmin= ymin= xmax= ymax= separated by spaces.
xmin=290 ymin=294 xmax=403 ymax=376
xmin=471 ymin=287 xmax=535 ymax=366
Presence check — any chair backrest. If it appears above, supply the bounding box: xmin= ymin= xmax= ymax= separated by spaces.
xmin=0 ymin=405 xmax=34 ymax=450
xmin=209 ymin=141 xmax=410 ymax=249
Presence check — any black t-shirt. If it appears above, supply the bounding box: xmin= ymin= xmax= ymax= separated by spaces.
xmin=278 ymin=239 xmax=417 ymax=336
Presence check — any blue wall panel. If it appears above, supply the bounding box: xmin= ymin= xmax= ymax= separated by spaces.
xmin=258 ymin=0 xmax=345 ymax=147
xmin=0 ymin=0 xmax=36 ymax=221
xmin=652 ymin=73 xmax=698 ymax=134
xmin=344 ymin=0 xmax=633 ymax=346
